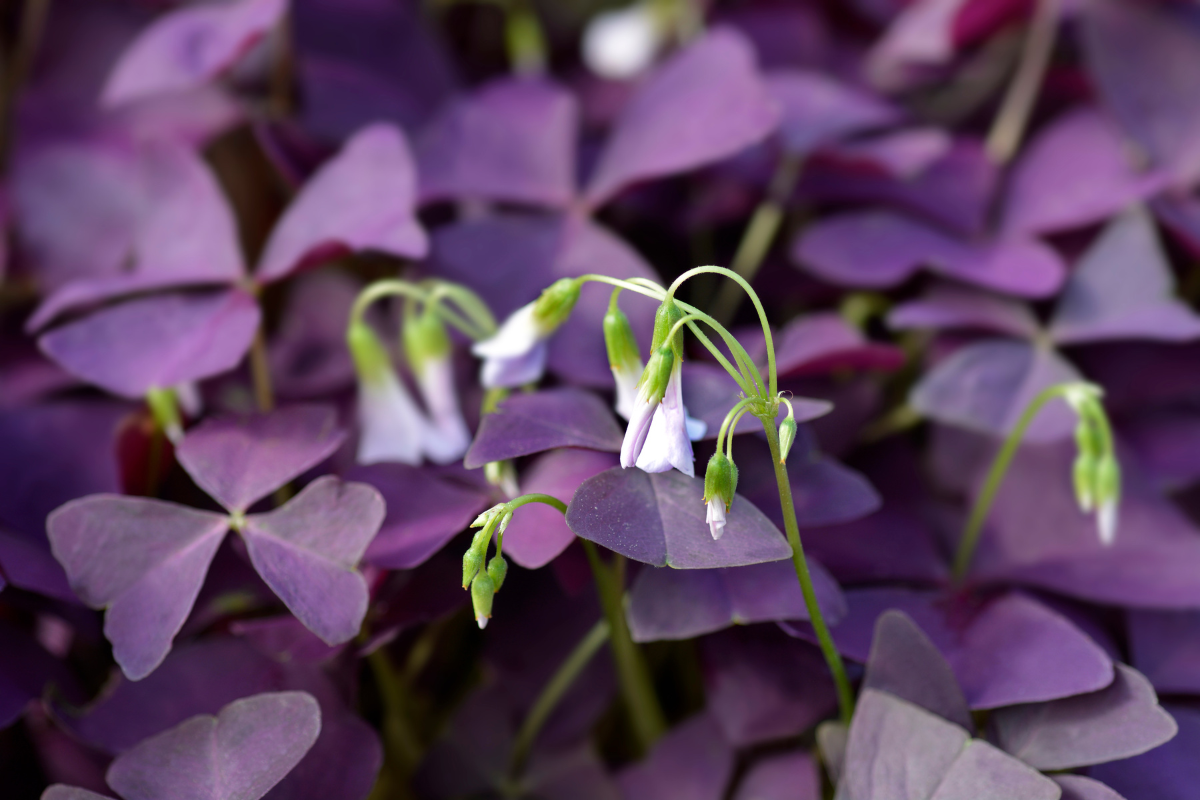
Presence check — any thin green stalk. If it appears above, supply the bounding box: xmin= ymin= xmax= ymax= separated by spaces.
xmin=951 ymin=382 xmax=1074 ymax=580
xmin=711 ymin=154 xmax=803 ymax=324
xmin=582 ymin=540 xmax=666 ymax=752
xmin=985 ymin=0 xmax=1059 ymax=164
xmin=367 ymin=648 xmax=422 ymax=797
xmin=762 ymin=418 xmax=854 ymax=725
xmin=249 ymin=325 xmax=275 ymax=412
xmin=509 ymin=619 xmax=610 ymax=777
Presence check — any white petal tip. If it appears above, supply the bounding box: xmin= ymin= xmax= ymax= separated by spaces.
xmin=476 ymin=616 xmax=489 ymax=630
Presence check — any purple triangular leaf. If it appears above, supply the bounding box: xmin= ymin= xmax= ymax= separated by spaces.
xmin=502 ymin=449 xmax=617 ymax=569
xmin=1001 ymin=108 xmax=1167 ymax=237
xmin=463 ymin=388 xmax=623 ymax=468
xmin=175 ymin=405 xmax=345 ymax=513
xmin=353 ymin=463 xmax=490 ymax=570
xmin=241 ymin=476 xmax=384 ymax=645
xmin=864 ymin=611 xmax=973 ymax=731
xmin=990 ymin=664 xmax=1178 ymax=770
xmin=106 ymin=691 xmax=320 ymax=800
xmin=38 ymin=288 xmax=260 ymax=399
xmin=703 ymin=626 xmax=837 ymax=747
xmin=0 ymin=620 xmax=76 ymax=728
xmin=617 ymin=713 xmax=733 ymax=800
xmin=255 ymin=123 xmax=427 ymax=283
xmin=910 ymin=340 xmax=1081 ymax=442
xmin=926 ymin=739 xmax=1061 ymax=800
xmin=1089 ymin=705 xmax=1200 ymax=800
xmin=1128 ymin=608 xmax=1200 ymax=695
xmin=102 ymin=0 xmax=286 ymax=107
xmin=41 ymin=788 xmax=115 ymax=800
xmin=584 ymin=27 xmax=779 ymax=207
xmin=567 ymin=467 xmax=792 ymax=568
xmin=764 ymin=313 xmax=905 ymax=377
xmin=793 ymin=211 xmax=1065 ymax=297
xmin=888 ymin=284 xmax=1041 ymax=339
xmin=766 ymin=69 xmax=900 ymax=156
xmin=1049 ymin=207 xmax=1200 ymax=345
xmin=628 ymin=559 xmax=844 ymax=641
xmin=733 ymin=752 xmax=821 ymax=800
xmin=1082 ymin=0 xmax=1200 ymax=187
xmin=1052 ymin=775 xmax=1126 ymax=800
xmin=231 ymin=615 xmax=345 ymax=665
xmin=416 ymin=77 xmax=579 ymax=207
xmin=46 ymin=496 xmax=228 ymax=679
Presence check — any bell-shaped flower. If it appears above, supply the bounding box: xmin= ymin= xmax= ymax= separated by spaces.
xmin=405 ymin=310 xmax=471 ymax=464
xmin=621 ymin=344 xmax=675 ymax=468
xmin=633 ymin=358 xmax=696 ymax=476
xmin=348 ymin=319 xmax=428 ymax=465
xmin=472 ymin=278 xmax=580 ymax=389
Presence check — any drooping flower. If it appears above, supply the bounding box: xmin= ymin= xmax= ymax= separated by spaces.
xmin=633 ymin=357 xmax=697 ymax=476
xmin=472 ymin=278 xmax=580 ymax=389
xmin=703 ymin=450 xmax=738 ymax=540
xmin=348 ymin=319 xmax=428 ymax=465
xmin=621 ymin=343 xmax=675 ymax=469
xmin=405 ymin=309 xmax=471 ymax=464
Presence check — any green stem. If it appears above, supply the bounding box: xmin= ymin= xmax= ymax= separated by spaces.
xmin=367 ymin=649 xmax=423 ymax=795
xmin=711 ymin=154 xmax=803 ymax=325
xmin=582 ymin=540 xmax=666 ymax=753
xmin=762 ymin=418 xmax=854 ymax=725
xmin=985 ymin=0 xmax=1059 ymax=164
xmin=248 ymin=325 xmax=275 ymax=413
xmin=951 ymin=382 xmax=1079 ymax=580
xmin=508 ymin=619 xmax=610 ymax=778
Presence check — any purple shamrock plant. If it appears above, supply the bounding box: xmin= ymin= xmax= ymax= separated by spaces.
xmin=46 ymin=405 xmax=384 ymax=679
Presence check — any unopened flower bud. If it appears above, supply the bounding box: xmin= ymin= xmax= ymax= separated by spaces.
xmin=347 ymin=319 xmax=393 ymax=381
xmin=703 ymin=451 xmax=738 ymax=512
xmin=1072 ymin=452 xmax=1097 ymax=514
xmin=487 ymin=555 xmax=509 ymax=592
xmin=146 ymin=386 xmax=183 ymax=444
xmin=403 ymin=308 xmax=451 ymax=376
xmin=604 ymin=306 xmax=642 ymax=374
xmin=649 ymin=297 xmax=685 ymax=355
xmin=471 ymin=572 xmax=496 ymax=629
xmin=532 ymin=278 xmax=581 ymax=334
xmin=462 ymin=545 xmax=485 ymax=589
xmin=638 ymin=345 xmax=675 ymax=407
xmin=778 ymin=416 xmax=797 ymax=465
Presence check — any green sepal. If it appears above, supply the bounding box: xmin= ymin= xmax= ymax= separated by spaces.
xmin=403 ymin=308 xmax=451 ymax=374
xmin=703 ymin=451 xmax=738 ymax=511
xmin=471 ymin=571 xmax=496 ymax=627
xmin=346 ymin=320 xmax=394 ymax=382
xmin=532 ymin=278 xmax=581 ymax=333
xmin=603 ymin=305 xmax=642 ymax=374
xmin=637 ymin=345 xmax=675 ymax=405
xmin=487 ymin=555 xmax=509 ymax=592
xmin=649 ymin=297 xmax=685 ymax=357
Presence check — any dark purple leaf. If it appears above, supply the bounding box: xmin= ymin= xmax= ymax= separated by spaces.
xmin=819 ymin=127 xmax=952 ymax=181
xmin=863 ymin=0 xmax=969 ymax=92
xmin=46 ymin=496 xmax=228 ymax=679
xmin=255 ymin=124 xmax=428 ymax=282
xmin=105 ymin=691 xmax=320 ymax=800
xmin=1001 ymin=108 xmax=1167 ymax=237
xmin=567 ymin=467 xmax=792 ymax=568
xmin=268 ymin=270 xmax=360 ymax=399
xmin=0 ymin=620 xmax=74 ymax=729
xmin=353 ymin=463 xmax=489 ymax=570
xmin=793 ymin=211 xmax=1065 ymax=297
xmin=888 ymin=284 xmax=1041 ymax=339
xmin=991 ymin=663 xmax=1177 ymax=770
xmin=503 ymin=449 xmax=617 ymax=569
xmin=175 ymin=405 xmax=345 ymax=513
xmin=733 ymin=752 xmax=820 ymax=800
xmin=1052 ymin=775 xmax=1126 ymax=800
xmin=42 ymin=789 xmax=114 ymax=800
xmin=765 ymin=69 xmax=899 ymax=156
xmin=1082 ymin=0 xmax=1200 ymax=187
xmin=863 ymin=611 xmax=973 ymax=731
xmin=1089 ymin=704 xmax=1200 ymax=800
xmin=627 ymin=559 xmax=844 ymax=642
xmin=702 ymin=626 xmax=837 ymax=746
xmin=1128 ymin=608 xmax=1200 ymax=695
xmin=464 ymin=388 xmax=623 ymax=468
xmin=763 ymin=313 xmax=905 ymax=377
xmin=617 ymin=713 xmax=733 ymax=800
xmin=680 ymin=362 xmax=830 ymax=439
xmin=38 ymin=289 xmax=260 ymax=399
xmin=230 ymin=615 xmax=345 ymax=665
xmin=417 ymin=77 xmax=578 ymax=207
xmin=910 ymin=340 xmax=1081 ymax=442
xmin=584 ymin=27 xmax=779 ymax=207
xmin=241 ymin=476 xmax=384 ymax=645
xmin=1049 ymin=207 xmax=1200 ymax=345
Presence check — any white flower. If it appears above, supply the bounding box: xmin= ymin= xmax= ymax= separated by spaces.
xmin=356 ymin=367 xmax=428 ymax=465
xmin=624 ymin=360 xmax=696 ymax=477
xmin=415 ymin=355 xmax=472 ymax=465
xmin=583 ymin=3 xmax=662 ymax=79
xmin=706 ymin=499 xmax=726 ymax=540
xmin=613 ymin=360 xmax=642 ymax=421
xmin=472 ymin=303 xmax=548 ymax=389
xmin=1097 ymin=499 xmax=1117 ymax=547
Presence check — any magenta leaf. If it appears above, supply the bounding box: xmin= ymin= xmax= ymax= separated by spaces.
xmin=46 ymin=496 xmax=228 ymax=679
xmin=991 ymin=664 xmax=1178 ymax=770
xmin=105 ymin=691 xmax=320 ymax=800
xmin=241 ymin=476 xmax=384 ymax=645
xmin=102 ymin=0 xmax=287 ymax=107
xmin=764 ymin=313 xmax=905 ymax=377
xmin=353 ymin=463 xmax=490 ymax=570
xmin=584 ymin=27 xmax=779 ymax=207
xmin=627 ymin=559 xmax=844 ymax=642
xmin=175 ymin=405 xmax=345 ymax=513
xmin=463 ymin=388 xmax=624 ymax=468
xmin=416 ymin=77 xmax=579 ymax=207
xmin=567 ymin=467 xmax=792 ymax=568
xmin=501 ymin=449 xmax=617 ymax=569
xmin=793 ymin=210 xmax=1065 ymax=297
xmin=38 ymin=289 xmax=260 ymax=399
xmin=863 ymin=611 xmax=973 ymax=731
xmin=733 ymin=752 xmax=820 ymax=800
xmin=255 ymin=123 xmax=428 ymax=283
xmin=617 ymin=713 xmax=733 ymax=800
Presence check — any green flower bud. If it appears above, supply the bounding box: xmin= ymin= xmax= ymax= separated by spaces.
xmin=649 ymin=297 xmax=685 ymax=355
xmin=347 ymin=320 xmax=394 ymax=383
xmin=703 ymin=451 xmax=738 ymax=511
xmin=604 ymin=305 xmax=642 ymax=375
xmin=1072 ymin=452 xmax=1097 ymax=513
xmin=146 ymin=386 xmax=183 ymax=444
xmin=1073 ymin=415 xmax=1102 ymax=463
xmin=532 ymin=278 xmax=581 ymax=333
xmin=403 ymin=308 xmax=451 ymax=375
xmin=462 ymin=527 xmax=492 ymax=588
xmin=1095 ymin=453 xmax=1121 ymax=506
xmin=487 ymin=554 xmax=509 ymax=592
xmin=638 ymin=345 xmax=675 ymax=406
xmin=471 ymin=571 xmax=496 ymax=629
xmin=778 ymin=416 xmax=797 ymax=465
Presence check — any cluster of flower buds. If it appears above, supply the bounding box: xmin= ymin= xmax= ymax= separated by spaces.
xmin=463 ymin=504 xmax=513 ymax=629
xmin=1064 ymin=384 xmax=1122 ymax=546
xmin=472 ymin=277 xmax=581 ymax=389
